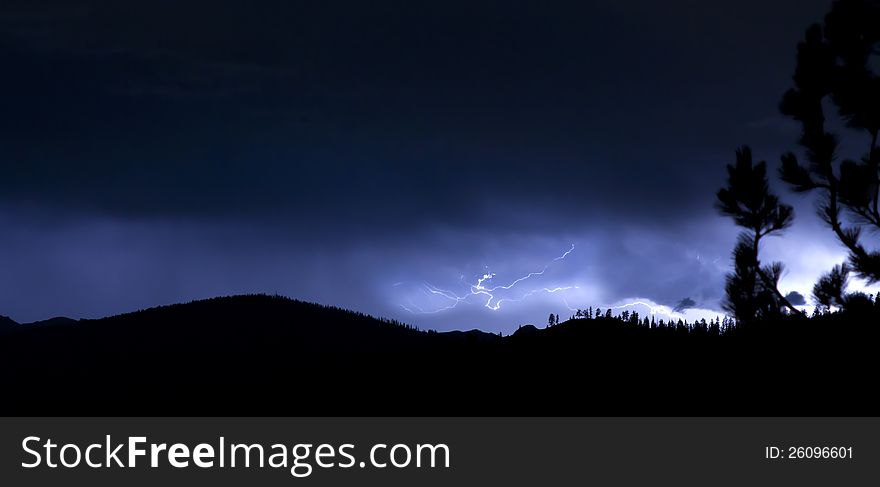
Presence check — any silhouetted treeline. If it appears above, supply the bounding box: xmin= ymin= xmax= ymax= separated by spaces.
xmin=549 ymin=306 xmax=736 ymax=335
xmin=557 ymin=292 xmax=880 ymax=332
xmin=2 ymin=293 xmax=879 ymax=416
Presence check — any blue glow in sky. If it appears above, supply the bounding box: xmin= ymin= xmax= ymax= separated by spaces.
xmin=2 ymin=0 xmax=876 ymax=332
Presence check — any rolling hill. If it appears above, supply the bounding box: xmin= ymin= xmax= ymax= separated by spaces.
xmin=0 ymin=315 xmax=18 ymax=332
xmin=1 ymin=294 xmax=877 ymax=415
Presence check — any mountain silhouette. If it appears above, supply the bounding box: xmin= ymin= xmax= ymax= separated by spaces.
xmin=23 ymin=317 xmax=78 ymax=328
xmin=1 ymin=294 xmax=877 ymax=416
xmin=0 ymin=315 xmax=18 ymax=332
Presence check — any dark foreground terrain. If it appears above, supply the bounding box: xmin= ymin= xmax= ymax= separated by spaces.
xmin=1 ymin=294 xmax=877 ymax=415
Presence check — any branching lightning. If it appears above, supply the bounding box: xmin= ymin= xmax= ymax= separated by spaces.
xmin=397 ymin=245 xmax=702 ymax=321
xmin=401 ymin=244 xmax=577 ymax=314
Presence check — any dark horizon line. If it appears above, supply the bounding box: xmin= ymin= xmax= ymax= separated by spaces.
xmin=0 ymin=291 xmax=819 ymax=331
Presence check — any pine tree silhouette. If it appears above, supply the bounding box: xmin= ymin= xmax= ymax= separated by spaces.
xmin=779 ymin=0 xmax=880 ymax=283
xmin=716 ymin=147 xmax=801 ymax=320
xmin=813 ymin=263 xmax=851 ymax=311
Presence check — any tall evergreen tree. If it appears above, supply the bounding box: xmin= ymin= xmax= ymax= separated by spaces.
xmin=812 ymin=263 xmax=851 ymax=311
xmin=716 ymin=146 xmax=801 ymax=320
xmin=779 ymin=0 xmax=880 ymax=283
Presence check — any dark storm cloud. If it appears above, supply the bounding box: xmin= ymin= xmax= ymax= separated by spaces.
xmin=785 ymin=291 xmax=808 ymax=306
xmin=1 ymin=0 xmax=865 ymax=329
xmin=1 ymin=0 xmax=833 ymax=225
xmin=673 ymin=297 xmax=697 ymax=313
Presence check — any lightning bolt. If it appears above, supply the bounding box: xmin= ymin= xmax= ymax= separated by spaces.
xmin=401 ymin=244 xmax=577 ymax=314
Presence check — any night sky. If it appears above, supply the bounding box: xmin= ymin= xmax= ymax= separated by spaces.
xmin=1 ymin=0 xmax=875 ymax=331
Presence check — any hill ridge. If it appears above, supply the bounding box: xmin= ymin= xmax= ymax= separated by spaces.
xmin=0 ymin=293 xmax=877 ymax=416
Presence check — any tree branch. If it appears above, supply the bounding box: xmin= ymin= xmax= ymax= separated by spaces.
xmin=753 ymin=231 xmax=804 ymax=317
xmin=756 ymin=266 xmax=804 ymax=316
